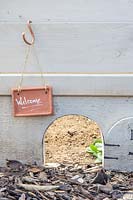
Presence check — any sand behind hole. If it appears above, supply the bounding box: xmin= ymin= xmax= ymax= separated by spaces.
xmin=44 ymin=115 xmax=101 ymax=165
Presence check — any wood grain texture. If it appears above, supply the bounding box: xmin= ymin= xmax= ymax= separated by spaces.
xmin=1 ymin=1 xmax=133 ymax=171
xmin=0 ymin=23 xmax=133 ymax=73
xmin=0 ymin=0 xmax=133 ymax=22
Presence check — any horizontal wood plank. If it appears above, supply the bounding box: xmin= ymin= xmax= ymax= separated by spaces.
xmin=0 ymin=0 xmax=133 ymax=22
xmin=0 ymin=23 xmax=133 ymax=73
xmin=1 ymin=74 xmax=133 ymax=96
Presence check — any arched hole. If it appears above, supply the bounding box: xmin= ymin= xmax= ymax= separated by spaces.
xmin=44 ymin=115 xmax=103 ymax=165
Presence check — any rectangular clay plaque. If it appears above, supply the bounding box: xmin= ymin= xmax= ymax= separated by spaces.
xmin=12 ymin=86 xmax=53 ymax=116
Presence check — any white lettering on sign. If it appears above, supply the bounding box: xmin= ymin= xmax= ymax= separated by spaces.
xmin=15 ymin=97 xmax=42 ymax=107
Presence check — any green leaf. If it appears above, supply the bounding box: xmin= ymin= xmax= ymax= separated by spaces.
xmin=95 ymin=142 xmax=103 ymax=151
xmin=86 ymin=147 xmax=96 ymax=156
xmin=86 ymin=138 xmax=103 ymax=163
xmin=97 ymin=152 xmax=102 ymax=159
xmin=93 ymin=139 xmax=102 ymax=145
xmin=86 ymin=147 xmax=93 ymax=153
xmin=95 ymin=152 xmax=102 ymax=163
xmin=89 ymin=144 xmax=98 ymax=153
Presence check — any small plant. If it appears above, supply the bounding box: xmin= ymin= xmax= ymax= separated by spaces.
xmin=86 ymin=139 xmax=103 ymax=163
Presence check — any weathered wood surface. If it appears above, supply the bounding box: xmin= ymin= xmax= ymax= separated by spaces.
xmin=2 ymin=74 xmax=133 ymax=96
xmin=1 ymin=95 xmax=133 ymax=171
xmin=0 ymin=1 xmax=133 ymax=171
xmin=1 ymin=0 xmax=133 ymax=22
xmin=105 ymin=117 xmax=133 ymax=171
xmin=0 ymin=23 xmax=133 ymax=73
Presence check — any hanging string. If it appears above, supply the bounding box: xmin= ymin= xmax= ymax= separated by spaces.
xmin=32 ymin=44 xmax=47 ymax=88
xmin=17 ymin=45 xmax=47 ymax=93
xmin=17 ymin=45 xmax=31 ymax=93
xmin=17 ymin=20 xmax=48 ymax=93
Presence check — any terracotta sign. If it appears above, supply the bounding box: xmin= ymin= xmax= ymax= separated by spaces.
xmin=12 ymin=87 xmax=53 ymax=116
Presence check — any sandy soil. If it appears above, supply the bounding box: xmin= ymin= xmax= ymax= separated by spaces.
xmin=44 ymin=115 xmax=101 ymax=165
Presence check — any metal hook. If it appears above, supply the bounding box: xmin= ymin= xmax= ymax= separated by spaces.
xmin=22 ymin=20 xmax=35 ymax=45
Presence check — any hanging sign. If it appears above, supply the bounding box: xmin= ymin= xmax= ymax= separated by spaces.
xmin=12 ymin=86 xmax=53 ymax=116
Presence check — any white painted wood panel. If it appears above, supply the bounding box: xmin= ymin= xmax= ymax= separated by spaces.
xmin=1 ymin=74 xmax=133 ymax=96
xmin=0 ymin=23 xmax=133 ymax=73
xmin=1 ymin=0 xmax=133 ymax=171
xmin=105 ymin=117 xmax=133 ymax=171
xmin=0 ymin=0 xmax=133 ymax=22
xmin=1 ymin=95 xmax=133 ymax=170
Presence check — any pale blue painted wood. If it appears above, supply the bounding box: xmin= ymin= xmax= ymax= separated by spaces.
xmin=0 ymin=0 xmax=133 ymax=171
xmin=1 ymin=95 xmax=133 ymax=171
xmin=0 ymin=24 xmax=133 ymax=73
xmin=0 ymin=0 xmax=133 ymax=22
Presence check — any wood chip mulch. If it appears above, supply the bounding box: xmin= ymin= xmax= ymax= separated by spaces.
xmin=0 ymin=159 xmax=133 ymax=200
